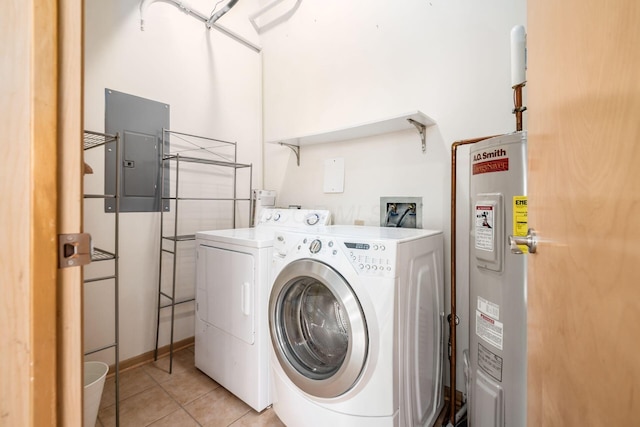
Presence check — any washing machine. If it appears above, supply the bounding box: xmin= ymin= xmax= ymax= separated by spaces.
xmin=268 ymin=226 xmax=445 ymax=427
xmin=194 ymin=208 xmax=331 ymax=412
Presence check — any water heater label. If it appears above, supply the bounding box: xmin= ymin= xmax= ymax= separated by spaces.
xmin=478 ymin=296 xmax=500 ymax=320
xmin=478 ymin=343 xmax=504 ymax=382
xmin=472 ymin=158 xmax=509 ymax=175
xmin=476 ymin=310 xmax=504 ymax=350
xmin=475 ymin=205 xmax=494 ymax=251
xmin=472 ymin=148 xmax=509 ymax=175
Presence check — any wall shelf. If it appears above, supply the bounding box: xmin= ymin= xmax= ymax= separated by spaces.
xmin=266 ymin=110 xmax=436 ymax=165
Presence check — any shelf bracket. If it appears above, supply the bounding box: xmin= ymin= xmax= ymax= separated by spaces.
xmin=407 ymin=118 xmax=427 ymax=153
xmin=280 ymin=142 xmax=301 ymax=166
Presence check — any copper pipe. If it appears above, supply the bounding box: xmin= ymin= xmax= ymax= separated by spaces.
xmin=513 ymin=84 xmax=526 ymax=132
xmin=449 ymin=135 xmax=500 ymax=425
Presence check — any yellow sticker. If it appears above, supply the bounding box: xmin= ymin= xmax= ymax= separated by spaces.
xmin=513 ymin=196 xmax=528 ymax=253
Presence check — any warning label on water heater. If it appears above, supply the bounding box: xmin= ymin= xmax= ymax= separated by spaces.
xmin=475 ymin=204 xmax=494 ymax=251
xmin=476 ymin=310 xmax=504 ymax=350
xmin=513 ymin=196 xmax=528 ymax=253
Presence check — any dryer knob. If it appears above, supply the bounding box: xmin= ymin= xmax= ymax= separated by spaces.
xmin=305 ymin=213 xmax=320 ymax=225
xmin=274 ymin=212 xmax=281 ymax=221
xmin=309 ymin=239 xmax=322 ymax=254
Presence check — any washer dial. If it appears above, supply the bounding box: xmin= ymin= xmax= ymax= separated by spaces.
xmin=309 ymin=239 xmax=322 ymax=254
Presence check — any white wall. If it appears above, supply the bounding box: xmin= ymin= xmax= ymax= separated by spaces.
xmin=260 ymin=0 xmax=526 ymax=391
xmin=83 ymin=0 xmax=263 ymax=364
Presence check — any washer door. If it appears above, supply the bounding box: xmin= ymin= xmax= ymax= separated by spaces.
xmin=269 ymin=258 xmax=368 ymax=398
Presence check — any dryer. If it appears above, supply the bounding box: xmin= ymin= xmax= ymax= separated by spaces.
xmin=194 ymin=208 xmax=331 ymax=412
xmin=268 ymin=226 xmax=445 ymax=427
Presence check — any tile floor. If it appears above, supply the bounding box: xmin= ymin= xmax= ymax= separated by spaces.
xmin=96 ymin=344 xmax=448 ymax=427
xmin=96 ymin=346 xmax=284 ymax=427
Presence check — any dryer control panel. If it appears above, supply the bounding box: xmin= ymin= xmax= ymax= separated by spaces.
xmin=257 ymin=208 xmax=331 ymax=228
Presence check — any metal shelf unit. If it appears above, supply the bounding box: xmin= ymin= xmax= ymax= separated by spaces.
xmin=154 ymin=129 xmax=253 ymax=372
xmin=83 ymin=130 xmax=120 ymax=426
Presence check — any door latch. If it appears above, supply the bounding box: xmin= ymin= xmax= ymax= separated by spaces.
xmin=58 ymin=233 xmax=92 ymax=268
xmin=508 ymin=228 xmax=537 ymax=254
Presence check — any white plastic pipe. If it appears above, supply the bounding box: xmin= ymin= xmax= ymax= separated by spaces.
xmin=139 ymin=0 xmax=160 ymax=31
xmin=510 ymin=25 xmax=527 ymax=87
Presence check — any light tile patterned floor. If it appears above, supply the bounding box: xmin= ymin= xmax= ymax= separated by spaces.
xmin=96 ymin=346 xmax=284 ymax=427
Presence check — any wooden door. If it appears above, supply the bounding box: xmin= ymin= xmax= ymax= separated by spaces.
xmin=0 ymin=0 xmax=83 ymax=425
xmin=527 ymin=0 xmax=640 ymax=425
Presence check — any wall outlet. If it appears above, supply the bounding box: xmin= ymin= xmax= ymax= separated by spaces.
xmin=380 ymin=197 xmax=422 ymax=228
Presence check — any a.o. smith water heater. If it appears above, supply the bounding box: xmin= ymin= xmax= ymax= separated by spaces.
xmin=468 ymin=131 xmax=528 ymax=426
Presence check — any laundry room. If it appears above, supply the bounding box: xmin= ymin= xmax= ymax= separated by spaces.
xmin=79 ymin=0 xmax=524 ymax=426
xmin=6 ymin=0 xmax=640 ymax=426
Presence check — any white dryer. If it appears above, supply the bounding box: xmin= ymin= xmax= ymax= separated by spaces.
xmin=194 ymin=208 xmax=331 ymax=412
xmin=268 ymin=226 xmax=445 ymax=427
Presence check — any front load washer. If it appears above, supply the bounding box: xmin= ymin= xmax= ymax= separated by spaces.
xmin=268 ymin=226 xmax=445 ymax=427
xmin=194 ymin=208 xmax=331 ymax=412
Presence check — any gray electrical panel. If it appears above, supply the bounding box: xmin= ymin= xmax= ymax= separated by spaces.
xmin=105 ymin=89 xmax=170 ymax=212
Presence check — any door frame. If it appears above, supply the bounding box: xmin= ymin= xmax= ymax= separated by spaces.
xmin=0 ymin=0 xmax=83 ymax=425
xmin=58 ymin=0 xmax=85 ymax=425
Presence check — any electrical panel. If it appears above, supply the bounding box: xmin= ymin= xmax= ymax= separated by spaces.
xmin=105 ymin=89 xmax=170 ymax=212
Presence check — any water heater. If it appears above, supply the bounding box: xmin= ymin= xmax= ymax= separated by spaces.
xmin=468 ymin=131 xmax=527 ymax=426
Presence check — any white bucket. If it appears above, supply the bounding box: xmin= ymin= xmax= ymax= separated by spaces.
xmin=84 ymin=361 xmax=109 ymax=427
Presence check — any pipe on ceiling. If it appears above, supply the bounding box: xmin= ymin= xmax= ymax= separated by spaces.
xmin=207 ymin=0 xmax=240 ymax=28
xmin=139 ymin=0 xmax=238 ymax=31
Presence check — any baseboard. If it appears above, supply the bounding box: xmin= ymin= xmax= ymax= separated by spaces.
xmin=106 ymin=336 xmax=195 ymax=376
xmin=443 ymin=386 xmax=465 ymax=406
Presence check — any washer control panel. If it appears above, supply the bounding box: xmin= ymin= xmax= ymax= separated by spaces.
xmin=286 ymin=235 xmax=397 ymax=277
xmin=342 ymin=240 xmax=396 ymax=277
